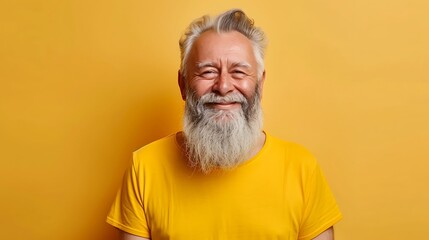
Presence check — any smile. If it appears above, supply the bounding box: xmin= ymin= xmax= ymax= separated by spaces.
xmin=206 ymin=102 xmax=241 ymax=110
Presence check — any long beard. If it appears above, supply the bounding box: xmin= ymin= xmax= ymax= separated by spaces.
xmin=183 ymin=87 xmax=263 ymax=173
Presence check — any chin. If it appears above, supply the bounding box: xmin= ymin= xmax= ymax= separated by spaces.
xmin=211 ymin=109 xmax=241 ymax=121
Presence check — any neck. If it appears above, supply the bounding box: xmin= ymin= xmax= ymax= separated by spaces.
xmin=248 ymin=131 xmax=266 ymax=160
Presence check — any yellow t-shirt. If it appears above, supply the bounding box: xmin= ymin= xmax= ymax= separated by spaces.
xmin=107 ymin=132 xmax=342 ymax=239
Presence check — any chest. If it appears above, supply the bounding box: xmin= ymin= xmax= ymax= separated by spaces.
xmin=144 ymin=168 xmax=304 ymax=240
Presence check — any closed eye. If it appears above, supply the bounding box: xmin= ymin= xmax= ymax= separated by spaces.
xmin=231 ymin=70 xmax=248 ymax=79
xmin=198 ymin=70 xmax=218 ymax=79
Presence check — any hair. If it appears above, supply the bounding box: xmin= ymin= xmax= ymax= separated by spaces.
xmin=183 ymin=85 xmax=263 ymax=173
xmin=179 ymin=9 xmax=267 ymax=81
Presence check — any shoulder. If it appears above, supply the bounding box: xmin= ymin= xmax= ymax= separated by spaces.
xmin=134 ymin=133 xmax=178 ymax=155
xmin=265 ymin=133 xmax=319 ymax=171
xmin=132 ymin=133 xmax=182 ymax=169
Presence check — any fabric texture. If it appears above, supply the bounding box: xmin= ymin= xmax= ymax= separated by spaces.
xmin=106 ymin=132 xmax=342 ymax=239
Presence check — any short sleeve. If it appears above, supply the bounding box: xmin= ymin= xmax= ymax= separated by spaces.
xmin=298 ymin=164 xmax=343 ymax=240
xmin=106 ymin=159 xmax=150 ymax=238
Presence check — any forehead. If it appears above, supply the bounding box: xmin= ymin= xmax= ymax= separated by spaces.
xmin=189 ymin=30 xmax=256 ymax=65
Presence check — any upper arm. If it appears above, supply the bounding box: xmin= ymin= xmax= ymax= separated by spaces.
xmin=119 ymin=230 xmax=150 ymax=240
xmin=312 ymin=227 xmax=334 ymax=240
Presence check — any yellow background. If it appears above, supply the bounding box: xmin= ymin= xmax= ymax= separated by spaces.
xmin=1 ymin=0 xmax=428 ymax=239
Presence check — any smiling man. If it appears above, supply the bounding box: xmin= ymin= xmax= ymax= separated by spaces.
xmin=107 ymin=9 xmax=342 ymax=240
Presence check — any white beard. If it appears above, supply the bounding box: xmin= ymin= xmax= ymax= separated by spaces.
xmin=183 ymin=88 xmax=263 ymax=173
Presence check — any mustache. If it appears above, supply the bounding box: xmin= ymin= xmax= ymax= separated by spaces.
xmin=199 ymin=93 xmax=248 ymax=105
xmin=185 ymin=92 xmax=249 ymax=124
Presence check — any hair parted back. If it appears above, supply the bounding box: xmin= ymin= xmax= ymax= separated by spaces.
xmin=179 ymin=9 xmax=267 ymax=80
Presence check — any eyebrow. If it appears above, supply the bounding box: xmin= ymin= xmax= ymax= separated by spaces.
xmin=196 ymin=62 xmax=217 ymax=69
xmin=231 ymin=62 xmax=251 ymax=68
xmin=196 ymin=61 xmax=251 ymax=69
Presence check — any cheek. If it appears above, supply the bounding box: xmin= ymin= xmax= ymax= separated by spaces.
xmin=237 ymin=81 xmax=257 ymax=98
xmin=190 ymin=81 xmax=214 ymax=97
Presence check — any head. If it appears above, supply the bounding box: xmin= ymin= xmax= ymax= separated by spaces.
xmin=179 ymin=9 xmax=267 ymax=82
xmin=178 ymin=9 xmax=268 ymax=173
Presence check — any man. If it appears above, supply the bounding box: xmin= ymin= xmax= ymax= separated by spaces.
xmin=107 ymin=9 xmax=342 ymax=240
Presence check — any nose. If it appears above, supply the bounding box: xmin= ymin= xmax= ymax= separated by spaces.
xmin=212 ymin=72 xmax=234 ymax=96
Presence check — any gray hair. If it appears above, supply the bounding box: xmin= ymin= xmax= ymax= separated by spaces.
xmin=179 ymin=9 xmax=267 ymax=81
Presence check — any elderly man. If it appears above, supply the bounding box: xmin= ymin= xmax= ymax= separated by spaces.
xmin=107 ymin=9 xmax=342 ymax=240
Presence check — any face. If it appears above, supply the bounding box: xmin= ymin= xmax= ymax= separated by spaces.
xmin=179 ymin=30 xmax=265 ymax=111
xmin=180 ymin=30 xmax=265 ymax=172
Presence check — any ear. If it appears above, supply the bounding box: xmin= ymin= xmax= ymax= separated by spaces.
xmin=178 ymin=70 xmax=186 ymax=100
xmin=258 ymin=70 xmax=266 ymax=98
